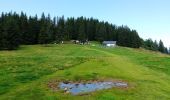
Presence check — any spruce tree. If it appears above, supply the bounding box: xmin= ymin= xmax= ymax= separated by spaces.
xmin=1 ymin=12 xmax=167 ymax=50
xmin=78 ymin=22 xmax=86 ymax=43
xmin=39 ymin=25 xmax=50 ymax=44
xmin=57 ymin=16 xmax=65 ymax=42
xmin=164 ymin=47 xmax=169 ymax=54
xmin=3 ymin=16 xmax=20 ymax=50
xmin=0 ymin=24 xmax=3 ymax=49
xmin=158 ymin=40 xmax=165 ymax=53
xmin=95 ymin=22 xmax=106 ymax=42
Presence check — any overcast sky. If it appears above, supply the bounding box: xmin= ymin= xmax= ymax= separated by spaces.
xmin=0 ymin=0 xmax=170 ymax=47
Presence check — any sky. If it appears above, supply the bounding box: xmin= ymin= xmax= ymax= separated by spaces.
xmin=0 ymin=0 xmax=170 ymax=47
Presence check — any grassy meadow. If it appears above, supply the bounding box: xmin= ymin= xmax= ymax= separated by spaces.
xmin=0 ymin=42 xmax=170 ymax=100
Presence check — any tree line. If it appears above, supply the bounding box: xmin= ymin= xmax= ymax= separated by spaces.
xmin=0 ymin=12 xmax=169 ymax=54
xmin=142 ymin=38 xmax=169 ymax=54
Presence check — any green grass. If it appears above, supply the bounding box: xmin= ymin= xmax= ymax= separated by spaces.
xmin=0 ymin=43 xmax=170 ymax=100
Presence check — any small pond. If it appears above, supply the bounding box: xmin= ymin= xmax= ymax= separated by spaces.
xmin=58 ymin=81 xmax=128 ymax=95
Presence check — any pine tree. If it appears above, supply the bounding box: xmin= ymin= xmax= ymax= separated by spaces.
xmin=57 ymin=16 xmax=65 ymax=42
xmin=0 ymin=23 xmax=3 ymax=49
xmin=2 ymin=16 xmax=20 ymax=50
xmin=78 ymin=22 xmax=86 ymax=43
xmin=95 ymin=22 xmax=106 ymax=42
xmin=158 ymin=40 xmax=165 ymax=53
xmin=19 ymin=12 xmax=29 ymax=44
xmin=164 ymin=47 xmax=169 ymax=54
xmin=39 ymin=25 xmax=51 ymax=44
xmin=51 ymin=17 xmax=57 ymax=41
xmin=38 ymin=14 xmax=52 ymax=44
xmin=86 ymin=18 xmax=94 ymax=41
xmin=1 ymin=12 xmax=165 ymax=50
xmin=117 ymin=26 xmax=130 ymax=47
xmin=64 ymin=18 xmax=74 ymax=40
xmin=23 ymin=15 xmax=40 ymax=44
xmin=130 ymin=30 xmax=141 ymax=48
xmin=153 ymin=40 xmax=159 ymax=51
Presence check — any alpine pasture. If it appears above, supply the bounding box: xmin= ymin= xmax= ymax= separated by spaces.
xmin=0 ymin=42 xmax=170 ymax=100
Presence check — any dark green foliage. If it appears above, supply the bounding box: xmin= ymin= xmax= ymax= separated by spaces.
xmin=0 ymin=12 xmax=168 ymax=53
xmin=164 ymin=47 xmax=169 ymax=54
xmin=57 ymin=16 xmax=65 ymax=42
xmin=21 ymin=16 xmax=39 ymax=44
xmin=78 ymin=19 xmax=87 ymax=42
xmin=0 ymin=22 xmax=3 ymax=49
xmin=158 ymin=40 xmax=165 ymax=53
xmin=0 ymin=12 xmax=142 ymax=49
xmin=95 ymin=22 xmax=106 ymax=42
xmin=0 ymin=13 xmax=20 ymax=50
xmin=64 ymin=18 xmax=74 ymax=40
xmin=38 ymin=14 xmax=53 ymax=44
xmin=38 ymin=25 xmax=51 ymax=44
xmin=142 ymin=39 xmax=169 ymax=54
xmin=142 ymin=39 xmax=158 ymax=51
xmin=117 ymin=26 xmax=141 ymax=48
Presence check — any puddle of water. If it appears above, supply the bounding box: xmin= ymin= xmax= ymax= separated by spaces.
xmin=58 ymin=81 xmax=128 ymax=95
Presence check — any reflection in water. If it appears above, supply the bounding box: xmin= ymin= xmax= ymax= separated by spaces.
xmin=59 ymin=81 xmax=128 ymax=95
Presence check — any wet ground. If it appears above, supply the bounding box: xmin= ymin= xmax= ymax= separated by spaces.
xmin=58 ymin=81 xmax=128 ymax=95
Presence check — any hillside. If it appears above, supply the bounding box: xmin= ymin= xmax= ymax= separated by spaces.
xmin=0 ymin=43 xmax=170 ymax=100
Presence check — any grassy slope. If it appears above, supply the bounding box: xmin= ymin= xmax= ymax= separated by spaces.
xmin=0 ymin=43 xmax=170 ymax=100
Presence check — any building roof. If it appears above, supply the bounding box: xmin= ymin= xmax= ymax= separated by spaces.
xmin=103 ymin=41 xmax=117 ymax=44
